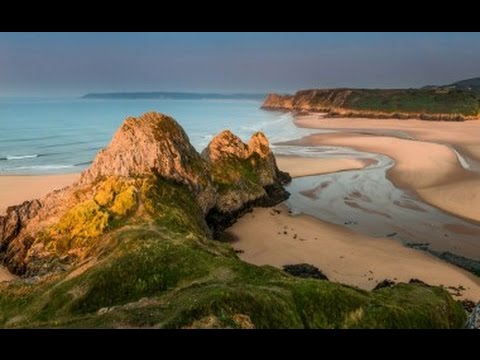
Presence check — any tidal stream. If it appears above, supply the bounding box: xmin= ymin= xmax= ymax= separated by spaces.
xmin=273 ymin=144 xmax=480 ymax=262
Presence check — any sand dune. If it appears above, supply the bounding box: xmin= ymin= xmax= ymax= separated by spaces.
xmin=228 ymin=205 xmax=480 ymax=301
xmin=0 ymin=174 xmax=79 ymax=215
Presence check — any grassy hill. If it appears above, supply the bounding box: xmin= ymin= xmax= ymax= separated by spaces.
xmin=263 ymin=88 xmax=480 ymax=120
xmin=0 ymin=176 xmax=466 ymax=328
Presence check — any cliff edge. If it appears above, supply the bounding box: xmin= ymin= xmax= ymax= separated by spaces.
xmin=262 ymin=88 xmax=480 ymax=121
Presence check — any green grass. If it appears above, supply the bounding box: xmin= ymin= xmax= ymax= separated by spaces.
xmin=288 ymin=88 xmax=480 ymax=118
xmin=0 ymin=175 xmax=468 ymax=328
xmin=0 ymin=227 xmax=466 ymax=328
xmin=344 ymin=89 xmax=480 ymax=116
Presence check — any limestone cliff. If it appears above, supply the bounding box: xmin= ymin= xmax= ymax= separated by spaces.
xmin=0 ymin=112 xmax=289 ymax=276
xmin=262 ymin=88 xmax=480 ymax=121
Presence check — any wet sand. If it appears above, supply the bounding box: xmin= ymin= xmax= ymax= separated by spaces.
xmin=228 ymin=204 xmax=480 ymax=301
xmin=294 ymin=115 xmax=480 ymax=224
xmin=276 ymin=155 xmax=365 ymax=177
xmin=0 ymin=174 xmax=79 ymax=215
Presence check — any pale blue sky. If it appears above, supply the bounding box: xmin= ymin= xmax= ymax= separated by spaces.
xmin=0 ymin=32 xmax=479 ymax=96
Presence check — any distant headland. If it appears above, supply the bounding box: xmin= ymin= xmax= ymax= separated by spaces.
xmin=262 ymin=77 xmax=480 ymax=121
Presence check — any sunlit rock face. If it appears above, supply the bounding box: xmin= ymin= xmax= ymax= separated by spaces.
xmin=79 ymin=112 xmax=217 ymax=212
xmin=0 ymin=112 xmax=290 ymax=275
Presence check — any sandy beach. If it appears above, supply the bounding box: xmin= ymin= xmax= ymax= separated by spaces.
xmin=0 ymin=174 xmax=79 ymax=215
xmin=294 ymin=114 xmax=480 ymax=224
xmin=276 ymin=155 xmax=365 ymax=177
xmin=228 ymin=204 xmax=480 ymax=301
xmin=295 ymin=115 xmax=480 ymax=160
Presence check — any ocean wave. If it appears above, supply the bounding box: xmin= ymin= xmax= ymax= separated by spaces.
xmin=4 ymin=154 xmax=39 ymax=160
xmin=2 ymin=164 xmax=75 ymax=171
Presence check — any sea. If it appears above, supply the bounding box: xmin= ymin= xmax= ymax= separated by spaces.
xmin=0 ymin=97 xmax=310 ymax=175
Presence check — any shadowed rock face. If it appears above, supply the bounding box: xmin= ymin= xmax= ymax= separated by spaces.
xmin=0 ymin=201 xmax=41 ymax=252
xmin=202 ymin=129 xmax=290 ymax=237
xmin=0 ymin=112 xmax=290 ymax=276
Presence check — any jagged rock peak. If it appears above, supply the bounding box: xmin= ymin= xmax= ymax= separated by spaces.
xmin=79 ymin=112 xmax=208 ymax=187
xmin=248 ymin=132 xmax=271 ymax=158
xmin=201 ymin=130 xmax=249 ymax=162
xmin=202 ymin=130 xmax=273 ymax=162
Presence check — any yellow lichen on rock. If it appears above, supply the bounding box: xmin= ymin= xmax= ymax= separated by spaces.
xmin=43 ymin=199 xmax=110 ymax=253
xmin=93 ymin=177 xmax=138 ymax=217
xmin=51 ymin=200 xmax=109 ymax=240
xmin=41 ymin=178 xmax=139 ymax=254
xmin=110 ymin=185 xmax=137 ymax=216
xmin=93 ymin=178 xmax=117 ymax=206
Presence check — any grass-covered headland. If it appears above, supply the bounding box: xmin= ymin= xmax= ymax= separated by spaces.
xmin=0 ymin=112 xmax=468 ymax=328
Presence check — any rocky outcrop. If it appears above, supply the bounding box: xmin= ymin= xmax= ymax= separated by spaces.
xmin=261 ymin=93 xmax=295 ymax=111
xmin=0 ymin=200 xmax=41 ymax=253
xmin=282 ymin=263 xmax=329 ymax=281
xmin=79 ymin=112 xmax=217 ymax=213
xmin=202 ymin=130 xmax=290 ymax=236
xmin=261 ymin=89 xmax=352 ymax=112
xmin=201 ymin=130 xmax=249 ymax=161
xmin=262 ymin=88 xmax=479 ymax=121
xmin=0 ymin=112 xmax=290 ymax=276
xmin=373 ymin=279 xmax=396 ymax=290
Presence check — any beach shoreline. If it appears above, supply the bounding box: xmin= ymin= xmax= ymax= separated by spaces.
xmin=294 ymin=114 xmax=480 ymax=225
xmin=228 ymin=204 xmax=480 ymax=301
xmin=275 ymin=155 xmax=366 ymax=178
xmin=0 ymin=173 xmax=80 ymax=216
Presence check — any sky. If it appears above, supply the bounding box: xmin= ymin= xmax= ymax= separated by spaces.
xmin=1 ymin=32 xmax=480 ymax=96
